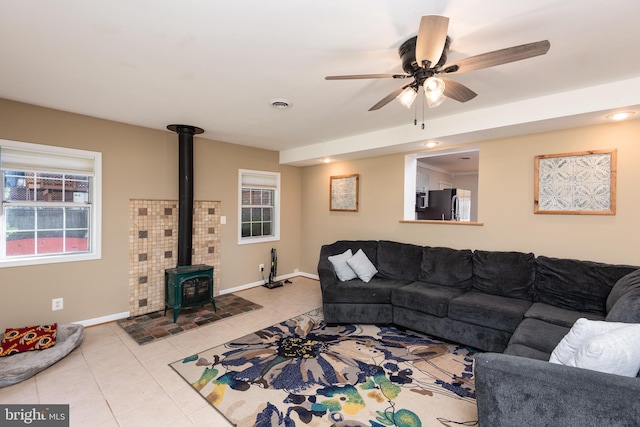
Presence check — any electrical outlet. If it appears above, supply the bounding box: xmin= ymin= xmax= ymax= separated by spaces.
xmin=52 ymin=298 xmax=63 ymax=311
xmin=259 ymin=264 xmax=264 ymax=272
xmin=294 ymin=268 xmax=299 ymax=273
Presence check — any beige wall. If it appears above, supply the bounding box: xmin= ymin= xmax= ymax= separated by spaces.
xmin=299 ymin=120 xmax=640 ymax=273
xmin=2 ymin=96 xmax=638 ymax=331
xmin=0 ymin=99 xmax=301 ymax=330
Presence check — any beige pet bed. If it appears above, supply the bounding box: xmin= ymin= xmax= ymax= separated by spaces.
xmin=0 ymin=324 xmax=84 ymax=388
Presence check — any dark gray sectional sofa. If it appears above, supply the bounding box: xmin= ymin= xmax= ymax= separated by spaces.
xmin=318 ymin=240 xmax=640 ymax=426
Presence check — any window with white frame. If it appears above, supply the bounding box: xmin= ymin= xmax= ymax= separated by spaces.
xmin=238 ymin=169 xmax=280 ymax=244
xmin=1 ymin=139 xmax=101 ymax=267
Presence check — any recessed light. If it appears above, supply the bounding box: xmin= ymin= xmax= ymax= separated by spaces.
xmin=323 ymin=158 xmax=331 ymax=164
xmin=606 ymin=111 xmax=635 ymax=121
xmin=268 ymin=98 xmax=293 ymax=109
xmin=424 ymin=140 xmax=440 ymax=148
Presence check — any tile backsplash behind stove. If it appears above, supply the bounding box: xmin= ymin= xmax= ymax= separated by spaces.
xmin=128 ymin=199 xmax=221 ymax=317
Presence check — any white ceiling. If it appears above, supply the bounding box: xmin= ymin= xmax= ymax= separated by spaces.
xmin=2 ymin=0 xmax=640 ymax=166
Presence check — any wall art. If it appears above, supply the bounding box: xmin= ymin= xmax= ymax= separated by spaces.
xmin=534 ymin=149 xmax=616 ymax=215
xmin=330 ymin=174 xmax=359 ymax=212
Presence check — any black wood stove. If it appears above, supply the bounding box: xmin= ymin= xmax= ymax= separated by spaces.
xmin=163 ymin=124 xmax=216 ymax=323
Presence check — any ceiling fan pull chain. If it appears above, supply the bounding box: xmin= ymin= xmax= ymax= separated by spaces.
xmin=421 ymin=90 xmax=426 ymax=129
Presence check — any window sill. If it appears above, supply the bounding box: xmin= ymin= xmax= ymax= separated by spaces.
xmin=0 ymin=252 xmax=101 ymax=268
xmin=238 ymin=235 xmax=280 ymax=245
xmin=399 ymin=220 xmax=484 ymax=226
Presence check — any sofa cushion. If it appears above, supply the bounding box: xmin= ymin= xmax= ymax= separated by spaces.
xmin=347 ymin=249 xmax=378 ymax=282
xmin=322 ymin=277 xmax=409 ymax=305
xmin=418 ymin=246 xmax=473 ymax=289
xmin=535 ymin=256 xmax=637 ymax=315
xmin=503 ymin=343 xmax=551 ymax=361
xmin=508 ymin=318 xmax=570 ymax=357
xmin=391 ymin=282 xmax=467 ymax=317
xmin=472 ymin=250 xmax=536 ymax=300
xmin=376 ymin=240 xmax=422 ymax=281
xmin=606 ymin=269 xmax=640 ymax=312
xmin=525 ymin=302 xmax=604 ymax=328
xmin=448 ymin=291 xmax=532 ymax=333
xmin=327 ymin=249 xmax=358 ymax=281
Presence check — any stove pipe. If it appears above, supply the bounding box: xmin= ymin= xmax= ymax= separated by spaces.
xmin=167 ymin=124 xmax=204 ymax=267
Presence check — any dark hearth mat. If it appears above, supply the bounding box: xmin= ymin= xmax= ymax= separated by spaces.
xmin=117 ymin=294 xmax=262 ymax=345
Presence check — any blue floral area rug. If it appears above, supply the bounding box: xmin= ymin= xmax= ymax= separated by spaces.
xmin=169 ymin=308 xmax=478 ymax=427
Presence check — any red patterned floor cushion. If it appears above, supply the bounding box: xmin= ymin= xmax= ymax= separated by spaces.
xmin=0 ymin=324 xmax=57 ymax=357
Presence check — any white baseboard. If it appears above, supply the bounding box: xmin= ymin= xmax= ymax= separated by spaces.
xmin=75 ymin=311 xmax=130 ymax=327
xmin=219 ymin=271 xmax=318 ymax=294
xmin=78 ymin=272 xmax=318 ymax=325
xmin=219 ymin=280 xmax=264 ymax=294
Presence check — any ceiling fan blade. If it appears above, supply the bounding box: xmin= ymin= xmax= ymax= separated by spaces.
xmin=325 ymin=74 xmax=410 ymax=80
xmin=445 ymin=40 xmax=550 ymax=74
xmin=441 ymin=78 xmax=477 ymax=103
xmin=368 ymin=85 xmax=408 ymax=111
xmin=415 ymin=15 xmax=450 ymax=67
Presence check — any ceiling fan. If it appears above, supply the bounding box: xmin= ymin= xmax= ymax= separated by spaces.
xmin=325 ymin=15 xmax=550 ymax=112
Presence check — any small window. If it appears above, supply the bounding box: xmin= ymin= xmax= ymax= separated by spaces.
xmin=1 ymin=140 xmax=101 ymax=267
xmin=238 ymin=169 xmax=280 ymax=244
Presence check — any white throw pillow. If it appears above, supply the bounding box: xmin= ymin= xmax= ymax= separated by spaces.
xmin=346 ymin=249 xmax=378 ymax=283
xmin=549 ymin=318 xmax=630 ymax=365
xmin=570 ymin=324 xmax=640 ymax=377
xmin=328 ymin=249 xmax=357 ymax=281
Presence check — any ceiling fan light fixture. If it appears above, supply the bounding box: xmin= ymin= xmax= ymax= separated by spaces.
xmin=396 ymin=87 xmax=418 ymax=109
xmin=325 ymin=15 xmax=551 ymax=117
xmin=424 ymin=77 xmax=446 ymax=108
xmin=426 ymin=93 xmax=446 ymax=108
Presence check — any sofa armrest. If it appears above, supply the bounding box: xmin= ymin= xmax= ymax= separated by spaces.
xmin=475 ymin=352 xmax=640 ymax=427
xmin=317 ymin=245 xmax=338 ymax=290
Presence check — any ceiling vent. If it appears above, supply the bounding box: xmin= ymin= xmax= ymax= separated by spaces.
xmin=269 ymin=98 xmax=293 ymax=109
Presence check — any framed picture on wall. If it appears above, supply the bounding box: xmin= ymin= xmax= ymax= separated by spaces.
xmin=330 ymin=174 xmax=359 ymax=212
xmin=534 ymin=149 xmax=616 ymax=215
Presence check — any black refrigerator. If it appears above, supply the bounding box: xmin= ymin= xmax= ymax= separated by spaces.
xmin=418 ymin=189 xmax=471 ymax=220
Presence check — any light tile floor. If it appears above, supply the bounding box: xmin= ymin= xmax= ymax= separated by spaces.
xmin=0 ymin=277 xmax=322 ymax=427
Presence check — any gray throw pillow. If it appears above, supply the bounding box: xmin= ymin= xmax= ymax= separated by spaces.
xmin=347 ymin=249 xmax=378 ymax=283
xmin=328 ymin=249 xmax=357 ymax=281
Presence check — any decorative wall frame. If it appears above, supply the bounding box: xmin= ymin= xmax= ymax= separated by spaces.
xmin=330 ymin=174 xmax=359 ymax=212
xmin=534 ymin=149 xmax=616 ymax=215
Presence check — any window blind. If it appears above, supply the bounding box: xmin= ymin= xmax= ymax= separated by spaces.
xmin=0 ymin=146 xmax=95 ymax=175
xmin=241 ymin=170 xmax=278 ymax=188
